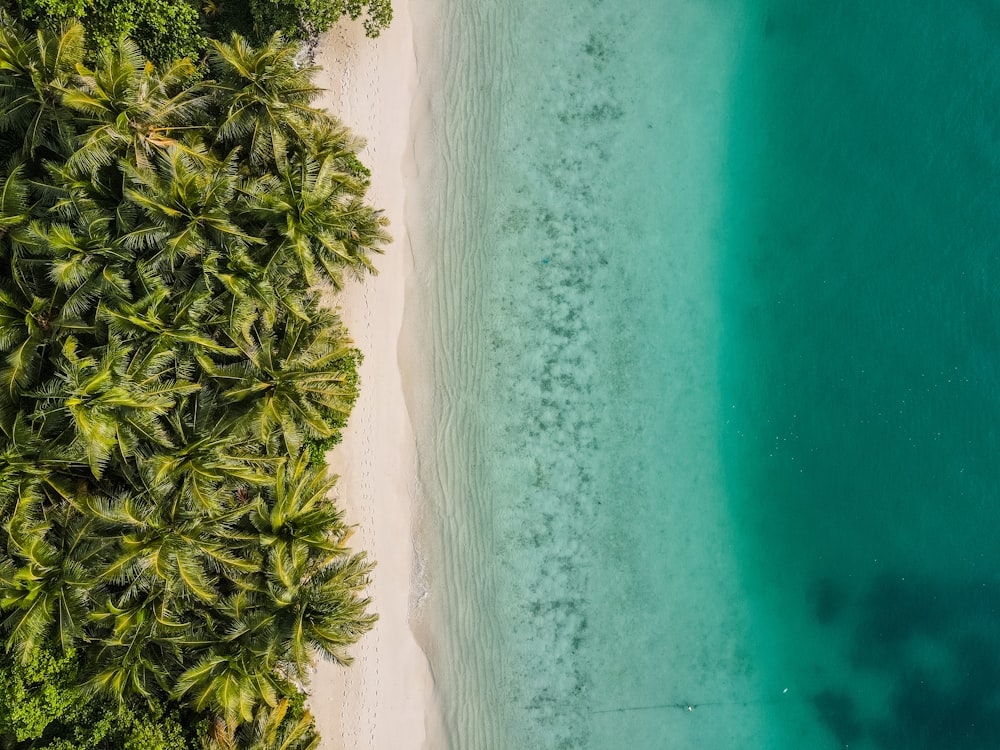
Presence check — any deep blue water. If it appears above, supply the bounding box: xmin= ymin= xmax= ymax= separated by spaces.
xmin=722 ymin=2 xmax=1000 ymax=748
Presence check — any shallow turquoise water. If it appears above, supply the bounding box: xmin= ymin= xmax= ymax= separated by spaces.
xmin=409 ymin=1 xmax=1000 ymax=748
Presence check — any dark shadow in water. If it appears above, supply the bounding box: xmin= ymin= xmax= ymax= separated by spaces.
xmin=851 ymin=576 xmax=953 ymax=671
xmin=810 ymin=574 xmax=1000 ymax=749
xmin=810 ymin=689 xmax=862 ymax=746
xmin=808 ymin=577 xmax=847 ymax=626
xmin=871 ymin=642 xmax=1000 ymax=750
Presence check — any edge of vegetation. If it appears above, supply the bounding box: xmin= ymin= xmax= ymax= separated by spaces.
xmin=0 ymin=18 xmax=388 ymax=749
xmin=0 ymin=0 xmax=393 ymax=66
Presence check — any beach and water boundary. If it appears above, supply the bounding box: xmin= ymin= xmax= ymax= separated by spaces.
xmin=310 ymin=1 xmax=1000 ymax=748
xmin=318 ymin=0 xmax=783 ymax=747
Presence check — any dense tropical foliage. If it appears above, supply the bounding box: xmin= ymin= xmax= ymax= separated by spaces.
xmin=0 ymin=20 xmax=386 ymax=748
xmin=0 ymin=646 xmax=194 ymax=749
xmin=0 ymin=0 xmax=392 ymax=65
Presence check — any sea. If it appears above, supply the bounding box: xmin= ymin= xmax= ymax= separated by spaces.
xmin=406 ymin=1 xmax=1000 ymax=748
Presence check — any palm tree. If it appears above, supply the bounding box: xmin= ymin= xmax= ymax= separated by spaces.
xmin=0 ymin=285 xmax=48 ymax=409
xmin=173 ymin=648 xmax=282 ymax=725
xmin=248 ymin=152 xmax=389 ymax=290
xmin=251 ymin=455 xmax=349 ymax=558
xmin=0 ymin=23 xmax=384 ymax=746
xmin=209 ymin=33 xmax=320 ymax=168
xmin=121 ymin=146 xmax=261 ymax=275
xmin=265 ymin=546 xmax=375 ymax=671
xmin=214 ymin=699 xmax=319 ymax=750
xmin=199 ymin=306 xmax=358 ymax=455
xmin=98 ymin=286 xmax=237 ymax=357
xmin=44 ymin=219 xmax=132 ymax=303
xmin=0 ymin=163 xmax=32 ymax=238
xmin=245 ymin=455 xmax=373 ymax=677
xmin=146 ymin=433 xmax=268 ymax=515
xmin=62 ymin=39 xmax=211 ymax=175
xmin=0 ymin=22 xmax=85 ymax=159
xmin=29 ymin=336 xmax=199 ymax=477
xmin=89 ymin=487 xmax=259 ymax=606
xmin=176 ymin=457 xmax=373 ymax=701
xmin=86 ymin=593 xmax=182 ymax=701
xmin=0 ymin=550 xmax=89 ymax=659
xmin=0 ymin=501 xmax=101 ymax=659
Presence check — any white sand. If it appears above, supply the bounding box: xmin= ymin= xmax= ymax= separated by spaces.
xmin=309 ymin=4 xmax=439 ymax=749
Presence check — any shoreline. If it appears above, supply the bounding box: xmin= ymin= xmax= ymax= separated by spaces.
xmin=310 ymin=5 xmax=439 ymax=749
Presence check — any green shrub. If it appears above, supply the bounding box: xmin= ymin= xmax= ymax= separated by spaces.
xmin=6 ymin=0 xmax=206 ymax=65
xmin=85 ymin=0 xmax=205 ymax=64
xmin=239 ymin=0 xmax=392 ymax=40
xmin=0 ymin=648 xmax=195 ymax=749
xmin=2 ymin=0 xmax=392 ymax=66
xmin=0 ymin=647 xmax=79 ymax=742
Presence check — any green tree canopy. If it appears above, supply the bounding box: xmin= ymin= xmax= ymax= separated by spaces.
xmin=0 ymin=0 xmax=393 ymax=65
xmin=0 ymin=645 xmax=196 ymax=749
xmin=0 ymin=21 xmax=383 ymax=748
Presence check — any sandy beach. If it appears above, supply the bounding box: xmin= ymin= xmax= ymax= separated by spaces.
xmin=309 ymin=4 xmax=437 ymax=749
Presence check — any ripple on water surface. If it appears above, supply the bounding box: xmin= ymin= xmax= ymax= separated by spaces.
xmin=412 ymin=0 xmax=772 ymax=748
